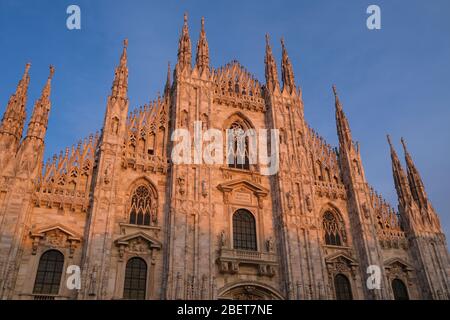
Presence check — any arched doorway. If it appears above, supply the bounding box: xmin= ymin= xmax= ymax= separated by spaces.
xmin=218 ymin=282 xmax=284 ymax=300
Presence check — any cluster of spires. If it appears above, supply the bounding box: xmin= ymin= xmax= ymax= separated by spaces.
xmin=175 ymin=13 xmax=298 ymax=95
xmin=213 ymin=60 xmax=263 ymax=97
xmin=0 ymin=14 xmax=437 ymax=231
xmin=387 ymin=135 xmax=434 ymax=217
xmin=176 ymin=13 xmax=209 ymax=74
xmin=126 ymin=97 xmax=166 ymax=132
xmin=306 ymin=124 xmax=340 ymax=177
xmin=41 ymin=132 xmax=99 ymax=180
xmin=264 ymin=34 xmax=298 ymax=94
xmin=0 ymin=64 xmax=55 ymax=151
xmin=369 ymin=186 xmax=403 ymax=232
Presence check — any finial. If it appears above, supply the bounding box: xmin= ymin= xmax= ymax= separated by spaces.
xmin=49 ymin=65 xmax=55 ymax=79
xmin=386 ymin=134 xmax=393 ymax=147
xmin=25 ymin=62 xmax=31 ymax=75
xmin=332 ymin=84 xmax=338 ymax=97
xmin=281 ymin=37 xmax=285 ymax=48
xmin=184 ymin=12 xmax=188 ymax=25
xmin=123 ymin=38 xmax=128 ymax=48
xmin=265 ymin=33 xmax=270 ymax=45
xmin=201 ymin=17 xmax=205 ymax=30
xmin=400 ymin=137 xmax=408 ymax=153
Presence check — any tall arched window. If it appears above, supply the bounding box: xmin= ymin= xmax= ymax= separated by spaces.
xmin=129 ymin=185 xmax=153 ymax=226
xmin=323 ymin=211 xmax=344 ymax=246
xmin=392 ymin=279 xmax=409 ymax=300
xmin=334 ymin=274 xmax=353 ymax=300
xmin=233 ymin=209 xmax=257 ymax=251
xmin=123 ymin=257 xmax=147 ymax=300
xmin=33 ymin=250 xmax=64 ymax=295
xmin=227 ymin=122 xmax=250 ymax=170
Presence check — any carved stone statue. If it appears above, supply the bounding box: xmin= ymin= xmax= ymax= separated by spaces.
xmin=219 ymin=230 xmax=227 ymax=247
xmin=103 ymin=163 xmax=112 ymax=185
xmin=201 ymin=179 xmax=208 ymax=197
xmin=305 ymin=195 xmax=313 ymax=212
xmin=286 ymin=191 xmax=294 ymax=209
xmin=266 ymin=236 xmax=274 ymax=252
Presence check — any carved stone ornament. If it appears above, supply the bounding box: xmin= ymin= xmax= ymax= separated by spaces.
xmin=178 ymin=176 xmax=186 ymax=195
xmin=29 ymin=224 xmax=82 ymax=257
xmin=115 ymin=232 xmax=162 ymax=261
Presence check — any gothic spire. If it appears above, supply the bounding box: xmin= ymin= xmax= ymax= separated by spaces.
xmin=387 ymin=135 xmax=412 ymax=208
xmin=333 ymin=85 xmax=352 ymax=149
xmin=25 ymin=65 xmax=54 ymax=141
xmin=176 ymin=13 xmax=192 ymax=72
xmin=111 ymin=39 xmax=129 ymax=100
xmin=264 ymin=34 xmax=280 ymax=92
xmin=164 ymin=62 xmax=171 ymax=97
xmin=195 ymin=17 xmax=210 ymax=73
xmin=0 ymin=63 xmax=31 ymax=144
xmin=280 ymin=38 xmax=295 ymax=94
xmin=401 ymin=137 xmax=429 ymax=208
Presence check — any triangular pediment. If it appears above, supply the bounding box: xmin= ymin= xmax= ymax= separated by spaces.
xmin=217 ymin=179 xmax=268 ymax=196
xmin=30 ymin=224 xmax=82 ymax=242
xmin=384 ymin=257 xmax=413 ymax=271
xmin=115 ymin=231 xmax=162 ymax=249
xmin=325 ymin=252 xmax=358 ymax=266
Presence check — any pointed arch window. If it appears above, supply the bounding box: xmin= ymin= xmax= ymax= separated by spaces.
xmin=227 ymin=122 xmax=250 ymax=170
xmin=33 ymin=250 xmax=64 ymax=295
xmin=129 ymin=185 xmax=153 ymax=226
xmin=323 ymin=211 xmax=345 ymax=246
xmin=233 ymin=209 xmax=257 ymax=251
xmin=334 ymin=274 xmax=353 ymax=300
xmin=392 ymin=279 xmax=409 ymax=300
xmin=123 ymin=257 xmax=147 ymax=300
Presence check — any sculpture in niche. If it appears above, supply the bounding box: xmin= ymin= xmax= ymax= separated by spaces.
xmin=219 ymin=230 xmax=227 ymax=247
xmin=178 ymin=176 xmax=186 ymax=195
xmin=266 ymin=237 xmax=275 ymax=252
xmin=111 ymin=117 xmax=119 ymax=135
xmin=286 ymin=191 xmax=294 ymax=209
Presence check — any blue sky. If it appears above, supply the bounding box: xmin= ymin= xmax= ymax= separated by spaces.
xmin=0 ymin=1 xmax=449 ymax=238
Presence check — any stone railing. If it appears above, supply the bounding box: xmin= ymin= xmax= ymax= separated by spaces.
xmin=18 ymin=293 xmax=71 ymax=300
xmin=218 ymin=248 xmax=278 ymax=277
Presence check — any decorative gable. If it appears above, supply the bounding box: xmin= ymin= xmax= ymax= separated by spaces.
xmin=29 ymin=224 xmax=82 ymax=257
xmin=115 ymin=232 xmax=162 ymax=260
xmin=325 ymin=252 xmax=359 ymax=277
xmin=217 ymin=179 xmax=268 ymax=208
xmin=384 ymin=258 xmax=414 ymax=273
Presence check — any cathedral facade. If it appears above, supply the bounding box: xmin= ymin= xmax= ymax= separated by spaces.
xmin=0 ymin=15 xmax=448 ymax=300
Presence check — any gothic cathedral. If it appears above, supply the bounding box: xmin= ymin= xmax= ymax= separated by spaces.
xmin=0 ymin=15 xmax=448 ymax=300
